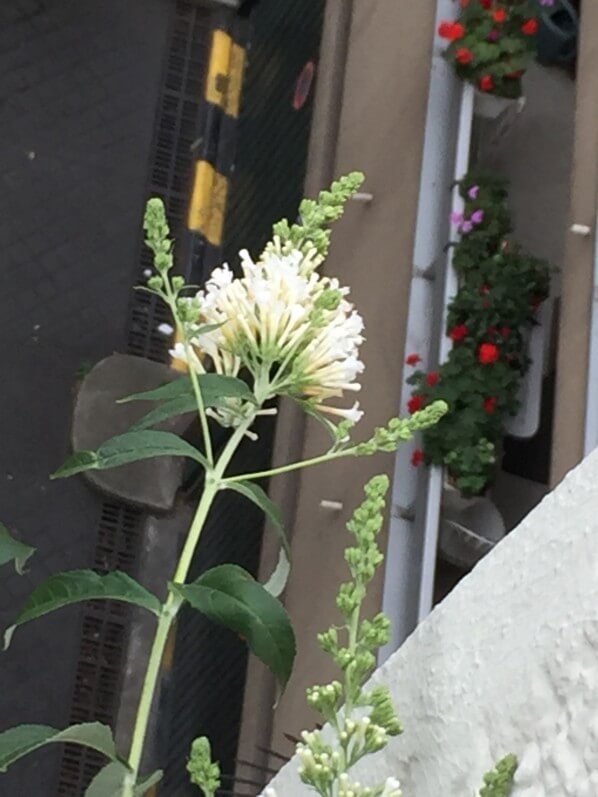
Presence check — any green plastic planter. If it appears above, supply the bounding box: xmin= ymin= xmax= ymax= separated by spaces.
xmin=536 ymin=0 xmax=579 ymax=67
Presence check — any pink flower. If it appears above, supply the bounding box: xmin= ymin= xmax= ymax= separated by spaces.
xmin=471 ymin=209 xmax=485 ymax=224
xmin=467 ymin=185 xmax=480 ymax=200
xmin=487 ymin=29 xmax=501 ymax=42
xmin=461 ymin=220 xmax=474 ymax=233
xmin=450 ymin=211 xmax=464 ymax=225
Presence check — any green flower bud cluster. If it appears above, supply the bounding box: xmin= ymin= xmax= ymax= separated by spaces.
xmin=187 ymin=737 xmax=221 ymax=797
xmin=299 ymin=476 xmax=405 ymax=797
xmin=366 ymin=686 xmax=403 ymax=737
xmin=307 ymin=681 xmax=343 ymax=724
xmin=479 ymin=754 xmax=518 ymax=797
xmin=310 ymin=287 xmax=344 ymax=327
xmin=272 ymin=172 xmax=365 ymax=258
xmin=143 ymin=198 xmax=174 ymax=274
xmin=176 ymin=295 xmax=203 ymax=325
xmin=354 ymin=401 xmax=448 ymax=456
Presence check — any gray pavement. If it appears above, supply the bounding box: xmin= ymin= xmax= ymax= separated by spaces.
xmin=0 ymin=1 xmax=170 ymax=793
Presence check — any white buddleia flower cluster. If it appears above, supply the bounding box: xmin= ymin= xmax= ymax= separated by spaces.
xmin=171 ymin=241 xmax=365 ymax=427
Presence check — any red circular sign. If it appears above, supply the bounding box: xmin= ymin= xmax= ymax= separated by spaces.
xmin=293 ymin=61 xmax=316 ymax=110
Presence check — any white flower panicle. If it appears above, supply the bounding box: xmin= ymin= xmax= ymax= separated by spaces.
xmin=171 ymin=240 xmax=365 ymax=428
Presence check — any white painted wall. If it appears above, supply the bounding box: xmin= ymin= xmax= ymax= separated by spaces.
xmin=268 ymin=449 xmax=598 ymax=796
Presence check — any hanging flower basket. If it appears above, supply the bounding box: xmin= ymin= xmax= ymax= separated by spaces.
xmin=407 ymin=174 xmax=552 ymax=498
xmin=438 ymin=0 xmax=542 ymax=99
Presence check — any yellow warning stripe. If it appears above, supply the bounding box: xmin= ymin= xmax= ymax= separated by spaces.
xmin=187 ymin=159 xmax=229 ymax=246
xmin=205 ymin=30 xmax=246 ymax=118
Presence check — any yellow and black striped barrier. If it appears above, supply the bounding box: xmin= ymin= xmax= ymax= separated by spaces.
xmin=171 ymin=18 xmax=247 ymax=377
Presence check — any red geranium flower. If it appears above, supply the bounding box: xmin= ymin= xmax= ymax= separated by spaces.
xmin=492 ymin=8 xmax=507 ymax=22
xmin=484 ymin=396 xmax=498 ymax=414
xmin=500 ymin=326 xmax=511 ymax=338
xmin=522 ymin=18 xmax=539 ymax=35
xmin=507 ymin=70 xmax=525 ymax=79
xmin=481 ymin=0 xmax=493 ymax=8
xmin=456 ymin=47 xmax=474 ymax=65
xmin=405 ymin=353 xmax=422 ymax=366
xmin=438 ymin=21 xmax=466 ymax=41
xmin=408 ymin=394 xmax=425 ymax=414
xmin=479 ymin=75 xmax=495 ymax=92
xmin=479 ymin=342 xmax=500 ymax=364
xmin=449 ymin=323 xmax=469 ymax=342
xmin=480 ymin=284 xmax=491 ymax=295
xmin=411 ymin=449 xmax=425 ymax=467
xmin=426 ymin=372 xmax=440 ymax=387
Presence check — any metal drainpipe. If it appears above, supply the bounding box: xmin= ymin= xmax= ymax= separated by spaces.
xmin=379 ymin=0 xmax=471 ymax=662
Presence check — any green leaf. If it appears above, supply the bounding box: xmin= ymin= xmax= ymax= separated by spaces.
xmin=225 ymin=481 xmax=291 ymax=595
xmin=0 ymin=523 xmax=35 ymax=575
xmin=84 ymin=763 xmax=163 ymax=797
xmin=263 ymin=549 xmax=291 ymax=598
xmin=4 ymin=571 xmax=161 ymax=649
xmin=85 ymin=763 xmax=130 ymax=797
xmin=118 ymin=374 xmax=251 ymax=405
xmin=226 ymin=481 xmax=290 ymax=560
xmin=51 ymin=431 xmax=206 ymax=479
xmin=131 ymin=394 xmax=197 ymax=431
xmin=0 ymin=722 xmax=118 ymax=773
xmin=172 ymin=564 xmax=296 ymax=686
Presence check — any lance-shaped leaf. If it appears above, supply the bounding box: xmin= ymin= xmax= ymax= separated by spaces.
xmin=0 ymin=523 xmax=35 ymax=575
xmin=131 ymin=394 xmax=197 ymax=431
xmin=0 ymin=722 xmax=118 ymax=773
xmin=118 ymin=373 xmax=252 ymax=406
xmin=4 ymin=570 xmax=161 ymax=649
xmin=51 ymin=430 xmax=206 ymax=479
xmin=171 ymin=565 xmax=295 ymax=686
xmin=85 ymin=763 xmax=163 ymax=797
xmin=225 ymin=481 xmax=291 ymax=594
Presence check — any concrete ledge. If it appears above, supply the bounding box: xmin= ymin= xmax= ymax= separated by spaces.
xmin=72 ymin=353 xmax=193 ymax=512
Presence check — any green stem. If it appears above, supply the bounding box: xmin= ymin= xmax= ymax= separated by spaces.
xmin=223 ymin=447 xmax=352 ymax=484
xmin=123 ymin=416 xmax=255 ymax=794
xmin=185 ymin=342 xmax=215 ymax=467
xmin=162 ymin=276 xmax=214 ymax=467
xmin=343 ymin=603 xmax=361 ymax=718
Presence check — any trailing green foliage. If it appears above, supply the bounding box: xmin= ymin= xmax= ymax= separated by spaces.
xmin=407 ymin=173 xmax=551 ymax=496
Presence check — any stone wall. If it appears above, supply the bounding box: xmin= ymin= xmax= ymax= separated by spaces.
xmin=268 ymin=449 xmax=598 ymax=796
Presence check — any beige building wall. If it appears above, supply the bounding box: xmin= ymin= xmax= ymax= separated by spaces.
xmin=237 ymin=0 xmax=437 ymax=774
xmin=550 ymin=1 xmax=598 ymax=487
